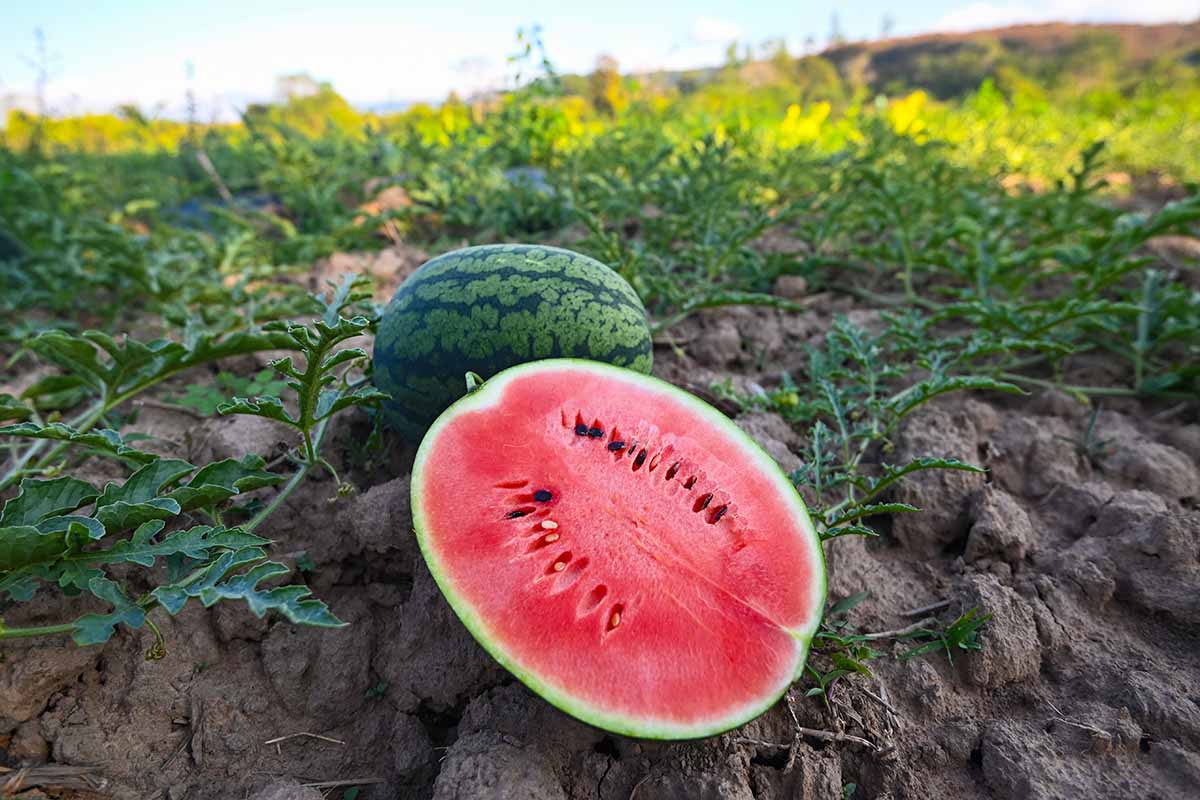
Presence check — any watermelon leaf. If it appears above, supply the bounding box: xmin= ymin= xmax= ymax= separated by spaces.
xmin=1 ymin=476 xmax=99 ymax=526
xmin=217 ymin=395 xmax=297 ymax=426
xmin=858 ymin=458 xmax=985 ymax=505
xmin=827 ymin=591 xmax=869 ymax=616
xmin=0 ymin=422 xmax=158 ymax=465
xmin=0 ymin=394 xmax=33 ymax=422
xmin=72 ymin=577 xmax=146 ymax=646
xmin=824 ymin=502 xmax=921 ymax=528
xmin=165 ymin=455 xmax=284 ymax=512
xmin=103 ymin=523 xmax=269 ymax=568
xmin=313 ymin=384 xmax=388 ymax=422
xmin=820 ymin=524 xmax=879 ymax=541
xmin=152 ymin=556 xmax=343 ymax=628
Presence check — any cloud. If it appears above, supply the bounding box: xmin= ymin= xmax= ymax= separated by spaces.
xmin=933 ymin=1 xmax=1199 ymax=32
xmin=690 ymin=17 xmax=743 ymax=45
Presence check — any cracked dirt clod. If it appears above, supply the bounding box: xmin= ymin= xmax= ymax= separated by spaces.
xmin=891 ymin=403 xmax=984 ymax=557
xmin=957 ymin=574 xmax=1041 ymax=688
xmin=965 ymin=485 xmax=1035 ymax=565
xmin=432 ymin=732 xmax=567 ymax=800
xmin=734 ymin=412 xmax=804 ymax=474
xmin=261 ymin=589 xmax=376 ymax=726
xmin=248 ymin=778 xmax=323 ymax=800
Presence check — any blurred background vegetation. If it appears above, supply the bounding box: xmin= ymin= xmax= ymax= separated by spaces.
xmin=1 ymin=21 xmax=1197 ymax=350
xmin=4 ymin=22 xmax=1198 ymax=180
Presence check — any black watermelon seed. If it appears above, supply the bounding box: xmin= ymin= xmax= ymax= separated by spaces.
xmin=633 ymin=449 xmax=647 ymax=468
xmin=712 ymin=506 xmax=728 ymax=522
xmin=506 ymin=510 xmax=528 ymax=519
xmin=574 ymin=423 xmax=589 ymax=436
xmin=534 ymin=489 xmax=553 ymax=502
xmin=588 ymin=426 xmax=604 ymax=438
xmin=607 ymin=441 xmax=626 ymax=451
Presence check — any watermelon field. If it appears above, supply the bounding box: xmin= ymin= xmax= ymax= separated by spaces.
xmin=2 ymin=23 xmax=1200 ymax=800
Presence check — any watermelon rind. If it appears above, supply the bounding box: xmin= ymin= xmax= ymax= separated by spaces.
xmin=411 ymin=359 xmax=827 ymax=740
xmin=374 ymin=244 xmax=653 ymax=439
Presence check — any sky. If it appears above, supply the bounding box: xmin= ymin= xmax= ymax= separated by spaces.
xmin=0 ymin=0 xmax=1196 ymax=119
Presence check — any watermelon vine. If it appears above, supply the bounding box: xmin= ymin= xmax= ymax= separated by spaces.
xmin=0 ymin=276 xmax=381 ymax=651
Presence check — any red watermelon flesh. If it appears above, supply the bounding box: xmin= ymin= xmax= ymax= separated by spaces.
xmin=412 ymin=359 xmax=826 ymax=739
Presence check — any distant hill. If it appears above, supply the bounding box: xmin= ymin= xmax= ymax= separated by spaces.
xmin=616 ymin=20 xmax=1200 ymax=102
xmin=819 ymin=21 xmax=1200 ymax=97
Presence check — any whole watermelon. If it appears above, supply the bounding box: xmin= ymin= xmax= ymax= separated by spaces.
xmin=373 ymin=244 xmax=653 ymax=438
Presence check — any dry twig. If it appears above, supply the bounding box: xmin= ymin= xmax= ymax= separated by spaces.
xmin=263 ymin=731 xmax=346 ymax=756
xmin=861 ymin=617 xmax=935 ymax=640
xmin=902 ymin=599 xmax=949 ymax=617
xmin=1 ymin=764 xmax=108 ymax=794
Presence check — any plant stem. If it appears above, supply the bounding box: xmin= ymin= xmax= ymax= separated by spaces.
xmin=0 ymin=400 xmax=104 ymax=491
xmin=0 ymin=620 xmax=77 ymax=640
xmin=244 ymin=414 xmax=333 ymax=532
xmin=997 ymin=372 xmax=1156 ymax=398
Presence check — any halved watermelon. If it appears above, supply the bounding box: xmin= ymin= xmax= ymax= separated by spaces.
xmin=411 ymin=360 xmax=826 ymax=739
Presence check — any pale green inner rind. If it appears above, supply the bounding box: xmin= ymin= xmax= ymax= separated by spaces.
xmin=411 ymin=358 xmax=828 ymax=739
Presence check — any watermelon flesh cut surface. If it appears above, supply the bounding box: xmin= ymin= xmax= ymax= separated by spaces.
xmin=412 ymin=360 xmax=826 ymax=739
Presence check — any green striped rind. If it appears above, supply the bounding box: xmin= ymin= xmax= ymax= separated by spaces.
xmin=374 ymin=244 xmax=652 ymax=439
xmin=411 ymin=359 xmax=827 ymax=740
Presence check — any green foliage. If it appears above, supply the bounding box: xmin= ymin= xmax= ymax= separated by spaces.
xmin=1054 ymin=406 xmax=1115 ymax=467
xmin=0 ymin=443 xmax=345 ymax=648
xmin=217 ymin=276 xmax=386 ymax=508
xmin=804 ymin=591 xmax=881 ymax=702
xmin=173 ymin=369 xmax=290 ymax=416
xmin=718 ymin=312 xmax=1018 ymax=538
xmin=900 ymin=607 xmax=992 ymax=663
xmin=0 ymin=278 xmax=379 ymax=649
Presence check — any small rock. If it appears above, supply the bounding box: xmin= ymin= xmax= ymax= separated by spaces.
xmin=433 ymin=732 xmax=566 ymax=800
xmin=1170 ymin=424 xmax=1200 ymax=466
xmin=1038 ymin=481 xmax=1112 ymax=539
xmin=1051 ymin=542 xmax=1117 ymax=609
xmin=933 ymin=721 xmax=979 ymax=764
xmin=1124 ymin=670 xmax=1200 ymax=746
xmin=1112 ymin=509 xmax=1200 ymax=623
xmin=261 ymin=591 xmax=373 ymax=726
xmin=892 ymin=403 xmax=985 ymax=557
xmin=690 ymin=315 xmax=743 ymax=367
xmin=341 ymin=476 xmax=413 ymax=557
xmin=1088 ymin=489 xmax=1170 ymax=539
xmin=1029 ymin=390 xmax=1089 ymax=420
xmin=988 ymin=415 xmax=1085 ymax=498
xmin=1150 ymin=740 xmax=1200 ymax=794
xmin=248 ymin=778 xmax=323 ymax=800
xmin=391 ymin=713 xmax=435 ymax=780
xmin=979 ymin=721 xmax=1086 ymax=800
xmin=957 ymin=574 xmax=1041 ymax=688
xmin=897 ymin=657 xmax=951 ymax=715
xmin=772 ymin=275 xmax=808 ymax=299
xmin=9 ymin=720 xmax=49 ymax=763
xmin=965 ymin=486 xmax=1035 ymax=564
xmin=0 ymin=636 xmax=102 ymax=725
xmin=1101 ymin=438 xmax=1200 ymax=502
xmin=735 ymin=412 xmax=802 ymax=474
xmin=196 ymin=414 xmax=288 ymax=463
